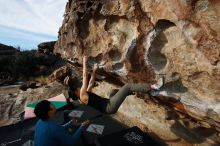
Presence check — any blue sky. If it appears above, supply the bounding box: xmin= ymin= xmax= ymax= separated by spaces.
xmin=0 ymin=0 xmax=67 ymax=50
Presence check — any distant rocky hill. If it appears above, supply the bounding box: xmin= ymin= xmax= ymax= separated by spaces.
xmin=0 ymin=42 xmax=65 ymax=85
xmin=0 ymin=43 xmax=20 ymax=56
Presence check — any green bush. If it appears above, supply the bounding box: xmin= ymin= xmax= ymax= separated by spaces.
xmin=0 ymin=56 xmax=15 ymax=77
xmin=0 ymin=50 xmax=53 ymax=81
xmin=14 ymin=52 xmax=38 ymax=77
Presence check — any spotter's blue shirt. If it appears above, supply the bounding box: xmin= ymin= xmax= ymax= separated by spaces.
xmin=34 ymin=119 xmax=82 ymax=146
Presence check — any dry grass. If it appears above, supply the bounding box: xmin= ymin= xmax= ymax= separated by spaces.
xmin=32 ymin=75 xmax=48 ymax=85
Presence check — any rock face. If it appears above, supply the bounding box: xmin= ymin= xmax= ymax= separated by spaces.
xmin=38 ymin=41 xmax=56 ymax=54
xmin=55 ymin=0 xmax=220 ymax=145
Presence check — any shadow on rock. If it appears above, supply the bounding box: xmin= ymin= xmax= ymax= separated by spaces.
xmin=168 ymin=111 xmax=218 ymax=145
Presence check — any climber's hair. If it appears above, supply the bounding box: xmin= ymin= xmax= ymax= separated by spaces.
xmin=68 ymin=86 xmax=80 ymax=100
xmin=34 ymin=100 xmax=51 ymax=121
xmin=67 ymin=79 xmax=82 ymax=100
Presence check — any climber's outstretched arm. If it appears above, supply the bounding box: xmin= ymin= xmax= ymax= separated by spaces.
xmin=80 ymin=56 xmax=89 ymax=104
xmin=87 ymin=64 xmax=98 ymax=92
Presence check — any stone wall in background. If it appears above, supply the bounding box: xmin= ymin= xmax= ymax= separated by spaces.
xmin=54 ymin=0 xmax=220 ymax=145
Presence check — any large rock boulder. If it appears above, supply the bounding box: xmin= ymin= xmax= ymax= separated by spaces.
xmin=49 ymin=66 xmax=71 ymax=82
xmin=38 ymin=41 xmax=56 ymax=54
xmin=93 ymin=81 xmax=220 ymax=145
xmin=54 ymin=0 xmax=220 ymax=145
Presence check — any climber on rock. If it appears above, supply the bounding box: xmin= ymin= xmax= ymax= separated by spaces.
xmin=69 ymin=56 xmax=179 ymax=114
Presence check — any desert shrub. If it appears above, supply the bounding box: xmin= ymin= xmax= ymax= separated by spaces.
xmin=0 ymin=51 xmax=46 ymax=80
xmin=14 ymin=51 xmax=38 ymax=77
xmin=0 ymin=56 xmax=16 ymax=77
xmin=0 ymin=49 xmax=60 ymax=83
